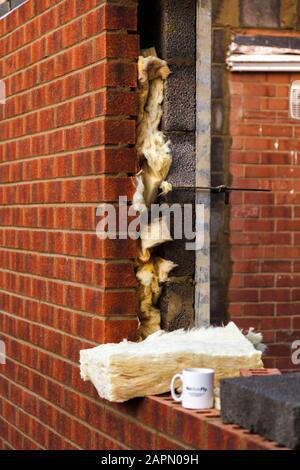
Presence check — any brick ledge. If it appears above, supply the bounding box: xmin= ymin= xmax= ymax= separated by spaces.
xmin=144 ymin=395 xmax=290 ymax=450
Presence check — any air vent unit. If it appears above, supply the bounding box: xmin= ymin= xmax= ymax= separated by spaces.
xmin=290 ymin=81 xmax=300 ymax=120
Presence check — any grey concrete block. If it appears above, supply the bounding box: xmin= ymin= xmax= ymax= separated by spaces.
xmin=162 ymin=64 xmax=196 ymax=132
xmin=160 ymin=188 xmax=195 ymax=206
xmin=159 ymin=0 xmax=196 ymax=60
xmin=166 ymin=133 xmax=196 ymax=188
xmin=160 ymin=278 xmax=195 ymax=331
xmin=221 ymin=374 xmax=300 ymax=449
xmin=240 ymin=0 xmax=280 ymax=28
xmin=157 ymin=189 xmax=196 ymax=277
xmin=159 ymin=238 xmax=195 ymax=277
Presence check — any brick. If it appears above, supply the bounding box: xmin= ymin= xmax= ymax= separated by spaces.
xmin=243 ymin=303 xmax=275 ymax=316
xmin=240 ymin=368 xmax=281 ymax=377
xmin=229 ymin=290 xmax=259 ymax=303
xmin=104 ymin=33 xmax=139 ymax=59
xmin=156 ymin=434 xmax=186 ymax=450
xmin=244 ymin=138 xmax=270 ymax=151
xmin=260 ymin=317 xmax=291 ymax=330
xmin=170 ymin=407 xmax=206 ymax=448
xmin=277 ymin=275 xmax=300 ymax=288
xmin=98 ymin=90 xmax=139 ymax=117
xmin=243 ymin=84 xmax=276 ymax=97
xmin=276 ymin=303 xmax=300 ymax=316
xmin=262 ymin=207 xmax=292 ymax=218
xmin=104 ymin=61 xmax=137 ymax=88
xmin=244 ymin=192 xmax=274 ymax=205
xmin=103 ymin=4 xmax=137 ymax=31
xmin=261 ymin=289 xmax=290 ymax=302
xmin=205 ymin=420 xmax=244 ymax=450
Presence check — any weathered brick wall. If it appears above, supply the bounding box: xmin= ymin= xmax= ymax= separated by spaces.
xmin=213 ymin=0 xmax=300 ymax=370
xmin=1 ymin=0 xmax=299 ymax=451
xmin=0 ymin=0 xmax=145 ymax=450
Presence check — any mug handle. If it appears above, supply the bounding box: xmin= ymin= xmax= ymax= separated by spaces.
xmin=170 ymin=374 xmax=183 ymax=402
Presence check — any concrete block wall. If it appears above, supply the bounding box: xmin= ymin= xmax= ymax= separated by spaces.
xmin=140 ymin=0 xmax=300 ymax=330
xmin=139 ymin=0 xmax=197 ymax=330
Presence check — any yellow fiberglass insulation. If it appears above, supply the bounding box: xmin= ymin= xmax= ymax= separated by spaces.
xmin=136 ymin=53 xmax=173 ymax=206
xmin=133 ymin=52 xmax=176 ymax=341
xmin=135 ymin=257 xmax=177 ymax=340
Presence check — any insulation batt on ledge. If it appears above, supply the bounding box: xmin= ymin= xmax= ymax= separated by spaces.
xmin=80 ymin=322 xmax=263 ymax=403
xmin=132 ymin=51 xmax=176 ymax=342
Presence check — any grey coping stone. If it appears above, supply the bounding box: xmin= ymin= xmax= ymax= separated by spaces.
xmin=221 ymin=374 xmax=300 ymax=449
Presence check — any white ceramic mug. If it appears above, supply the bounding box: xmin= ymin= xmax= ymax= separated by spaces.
xmin=170 ymin=368 xmax=215 ymax=410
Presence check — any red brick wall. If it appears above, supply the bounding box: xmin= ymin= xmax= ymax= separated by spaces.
xmin=229 ymin=72 xmax=300 ymax=372
xmin=0 ymin=0 xmax=295 ymax=451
